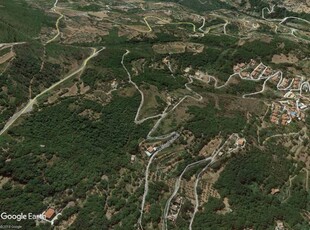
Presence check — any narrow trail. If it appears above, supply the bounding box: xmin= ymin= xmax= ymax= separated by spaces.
xmin=0 ymin=47 xmax=105 ymax=136
xmin=283 ymin=175 xmax=297 ymax=202
xmin=198 ymin=19 xmax=228 ymax=35
xmin=0 ymin=57 xmax=15 ymax=76
xmin=223 ymin=20 xmax=229 ymax=35
xmin=140 ymin=16 xmax=197 ymax=33
xmin=302 ymin=168 xmax=309 ymax=192
xmin=0 ymin=46 xmax=17 ymax=76
xmin=0 ymin=42 xmax=26 ymax=49
xmin=162 ymin=158 xmax=211 ymax=230
xmin=189 ymin=134 xmax=240 ymax=230
xmin=46 ymin=0 xmax=64 ymax=44
xmin=279 ymin=16 xmax=310 ymax=25
xmin=198 ymin=17 xmax=206 ymax=33
xmin=261 ymin=5 xmax=278 ymax=22
xmin=262 ymin=132 xmax=299 ymax=145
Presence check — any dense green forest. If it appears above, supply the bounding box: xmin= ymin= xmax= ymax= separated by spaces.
xmin=0 ymin=43 xmax=87 ymax=129
xmin=185 ymin=105 xmax=246 ymax=138
xmin=176 ymin=34 xmax=303 ymax=82
xmin=0 ymin=0 xmax=55 ymax=40
xmin=193 ymin=147 xmax=308 ymax=230
xmin=0 ymin=0 xmax=309 ymax=229
xmin=269 ymin=6 xmax=310 ymax=21
xmin=0 ymin=94 xmax=151 ymax=228
xmin=168 ymin=0 xmax=235 ymax=12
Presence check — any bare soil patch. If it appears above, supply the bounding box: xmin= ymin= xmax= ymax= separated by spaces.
xmin=272 ymin=53 xmax=299 ymax=64
xmin=199 ymin=137 xmax=222 ymax=157
xmin=0 ymin=176 xmax=10 ymax=188
xmin=153 ymin=42 xmax=204 ymax=54
xmin=0 ymin=51 xmax=15 ymax=64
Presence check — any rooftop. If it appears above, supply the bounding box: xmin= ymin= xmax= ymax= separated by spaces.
xmin=44 ymin=208 xmax=55 ymax=220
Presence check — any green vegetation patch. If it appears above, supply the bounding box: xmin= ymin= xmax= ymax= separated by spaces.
xmin=75 ymin=4 xmax=102 ymax=12
xmin=135 ymin=70 xmax=188 ymax=91
xmin=0 ymin=94 xmax=151 ymax=228
xmin=185 ymin=105 xmax=246 ymax=138
xmin=168 ymin=0 xmax=235 ymax=13
xmin=193 ymin=147 xmax=308 ymax=229
xmin=0 ymin=0 xmax=55 ymax=39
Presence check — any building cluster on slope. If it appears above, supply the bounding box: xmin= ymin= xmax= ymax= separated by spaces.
xmin=233 ymin=59 xmax=257 ymax=73
xmin=167 ymin=196 xmax=183 ymax=222
xmin=144 ymin=145 xmax=158 ymax=157
xmin=232 ymin=59 xmax=309 ymax=126
xmin=234 ymin=60 xmax=276 ymax=80
xmin=218 ymin=136 xmax=245 ymax=157
xmin=270 ymin=99 xmax=307 ymax=125
xmin=141 ymin=133 xmax=180 ymax=157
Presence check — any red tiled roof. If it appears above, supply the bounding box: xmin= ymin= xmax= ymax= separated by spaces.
xmin=45 ymin=208 xmax=55 ymax=219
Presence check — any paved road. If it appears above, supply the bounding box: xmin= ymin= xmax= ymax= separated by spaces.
xmin=138 ymin=133 xmax=180 ymax=230
xmin=262 ymin=5 xmax=310 ymax=42
xmin=189 ymin=134 xmax=239 ymax=230
xmin=0 ymin=42 xmax=26 ymax=50
xmin=162 ymin=134 xmax=240 ymax=230
xmin=121 ymin=31 xmax=309 ymax=229
xmin=121 ymin=50 xmax=202 ymax=141
xmin=121 ymin=50 xmax=162 ymax=125
xmin=196 ymin=60 xmax=308 ymax=99
xmin=0 ymin=47 xmax=105 ymax=136
xmin=162 ymin=157 xmax=211 ymax=230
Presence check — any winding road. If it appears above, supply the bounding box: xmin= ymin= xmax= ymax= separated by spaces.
xmin=262 ymin=5 xmax=310 ymax=42
xmin=122 ymin=50 xmax=205 ymax=229
xmin=162 ymin=157 xmax=211 ymax=230
xmin=138 ymin=148 xmax=162 ymax=229
xmin=121 ymin=50 xmax=202 ymax=139
xmin=195 ymin=61 xmax=310 ymax=99
xmin=189 ymin=134 xmax=240 ymax=230
xmin=46 ymin=0 xmax=64 ymax=44
xmin=138 ymin=133 xmax=180 ymax=230
xmin=121 ymin=48 xmax=310 ymax=229
xmin=139 ymin=16 xmax=197 ymax=34
xmin=262 ymin=131 xmax=300 ymax=145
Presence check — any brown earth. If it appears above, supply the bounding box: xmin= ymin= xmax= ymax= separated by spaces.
xmin=153 ymin=42 xmax=204 ymax=54
xmin=0 ymin=51 xmax=15 ymax=64
xmin=272 ymin=53 xmax=299 ymax=64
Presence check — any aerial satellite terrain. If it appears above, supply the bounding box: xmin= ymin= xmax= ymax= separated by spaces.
xmin=0 ymin=0 xmax=309 ymax=229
